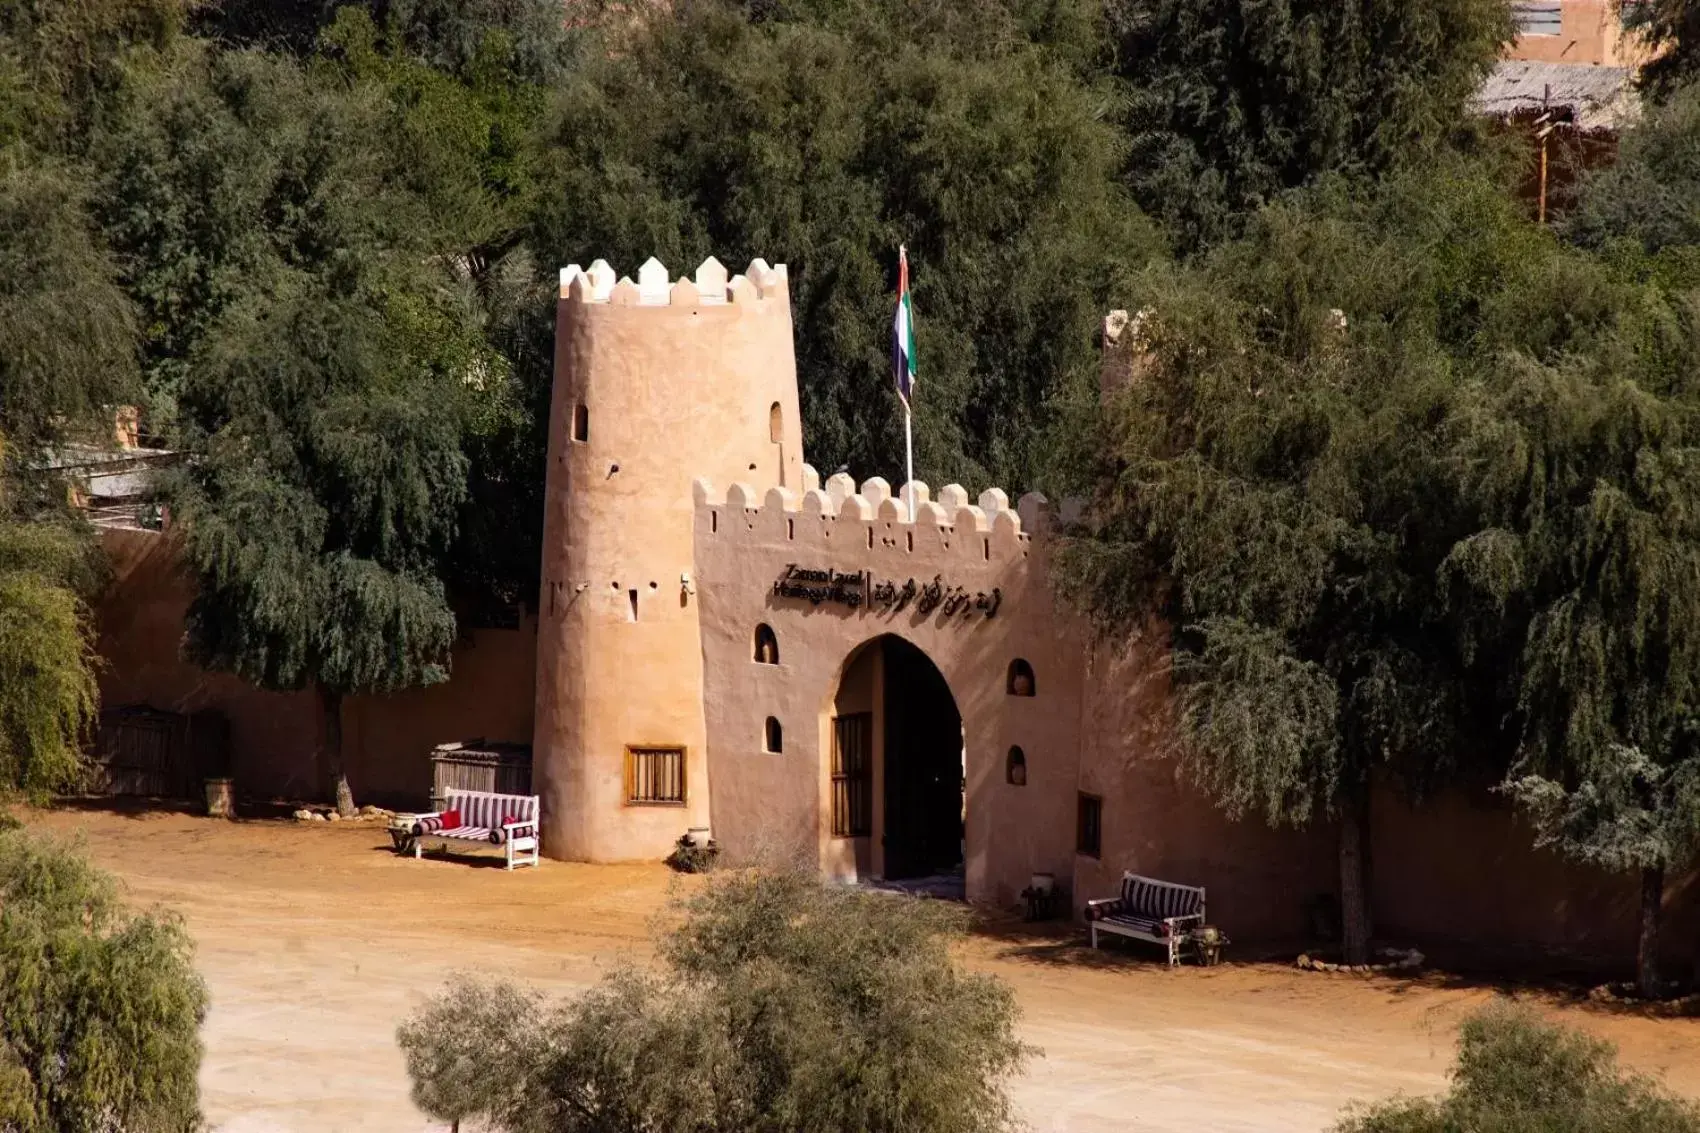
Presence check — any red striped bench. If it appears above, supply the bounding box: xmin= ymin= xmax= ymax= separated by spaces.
xmin=409 ymin=788 xmax=540 ymax=870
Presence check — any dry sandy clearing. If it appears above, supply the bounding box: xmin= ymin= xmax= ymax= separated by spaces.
xmin=20 ymin=805 xmax=1700 ymax=1132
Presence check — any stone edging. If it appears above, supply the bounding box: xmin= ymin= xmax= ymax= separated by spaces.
xmin=1296 ymin=947 xmax=1424 ymax=974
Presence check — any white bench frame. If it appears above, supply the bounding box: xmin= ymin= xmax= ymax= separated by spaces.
xmin=1086 ymin=871 xmax=1206 ymax=966
xmin=412 ymin=787 xmax=541 ymax=870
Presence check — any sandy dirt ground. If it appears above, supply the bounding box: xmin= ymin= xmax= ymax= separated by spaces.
xmin=19 ymin=805 xmax=1700 ymax=1133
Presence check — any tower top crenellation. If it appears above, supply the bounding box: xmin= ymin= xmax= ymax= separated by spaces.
xmin=558 ymin=256 xmax=790 ymax=308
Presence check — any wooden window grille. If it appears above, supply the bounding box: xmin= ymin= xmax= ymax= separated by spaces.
xmin=627 ymin=746 xmax=686 ymax=805
xmin=831 ymin=713 xmax=873 ymax=837
xmin=1077 ymin=792 xmax=1102 ymax=858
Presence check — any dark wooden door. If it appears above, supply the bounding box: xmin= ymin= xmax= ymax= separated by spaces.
xmin=881 ymin=638 xmax=964 ymax=880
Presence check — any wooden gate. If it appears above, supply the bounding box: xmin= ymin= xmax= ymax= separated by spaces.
xmin=89 ymin=707 xmax=229 ymax=798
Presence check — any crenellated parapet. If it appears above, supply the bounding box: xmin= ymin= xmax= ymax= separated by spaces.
xmin=693 ymin=464 xmax=1079 ymax=562
xmin=559 ymin=256 xmax=789 ymax=310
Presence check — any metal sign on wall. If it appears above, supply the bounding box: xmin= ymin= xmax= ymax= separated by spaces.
xmin=774 ymin=564 xmax=1001 ymax=619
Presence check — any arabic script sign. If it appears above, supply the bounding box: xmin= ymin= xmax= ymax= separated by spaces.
xmin=775 ymin=564 xmax=1001 ymax=620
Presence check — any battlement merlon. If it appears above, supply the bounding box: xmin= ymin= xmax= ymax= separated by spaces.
xmin=693 ymin=466 xmax=1085 ymax=561
xmin=559 ymin=256 xmax=790 ymax=309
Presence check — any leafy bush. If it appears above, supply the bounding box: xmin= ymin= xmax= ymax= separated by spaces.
xmin=399 ymin=869 xmax=1031 ymax=1133
xmin=1337 ymin=1003 xmax=1700 ymax=1133
xmin=0 ymin=829 xmax=207 ymax=1132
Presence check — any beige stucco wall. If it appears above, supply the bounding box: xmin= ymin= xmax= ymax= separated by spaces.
xmin=97 ymin=528 xmax=319 ymax=799
xmin=692 ymin=473 xmax=1086 ymax=906
xmin=94 ymin=528 xmax=535 ymax=809
xmin=1506 ymin=0 xmax=1648 ymax=66
xmin=533 ymin=258 xmax=804 ymax=861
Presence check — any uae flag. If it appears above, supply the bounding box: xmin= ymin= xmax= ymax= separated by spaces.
xmin=892 ymin=246 xmax=916 ymax=408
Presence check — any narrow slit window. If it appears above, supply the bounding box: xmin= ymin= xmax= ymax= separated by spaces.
xmin=1006 ymin=746 xmax=1027 ymax=786
xmin=769 ymin=401 xmax=783 ymax=443
xmin=1007 ymin=659 xmax=1036 ymax=697
xmin=764 ymin=716 xmax=783 ymax=753
xmin=628 ymin=588 xmax=638 ymax=621
xmin=754 ymin=624 xmax=779 ymax=665
xmin=572 ymin=404 xmax=589 ymax=442
xmin=1077 ymin=793 xmax=1102 ymax=858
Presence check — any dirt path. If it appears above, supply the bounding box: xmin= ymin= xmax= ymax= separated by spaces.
xmin=21 ymin=806 xmax=1700 ymax=1132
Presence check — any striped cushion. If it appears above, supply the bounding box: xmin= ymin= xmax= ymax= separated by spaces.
xmin=1120 ymin=874 xmax=1203 ymax=920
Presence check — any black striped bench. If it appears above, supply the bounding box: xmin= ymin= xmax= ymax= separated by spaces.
xmin=1085 ymin=872 xmax=1206 ymax=966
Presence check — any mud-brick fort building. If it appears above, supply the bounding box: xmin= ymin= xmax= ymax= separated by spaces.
xmin=93 ymin=254 xmax=1696 ymax=965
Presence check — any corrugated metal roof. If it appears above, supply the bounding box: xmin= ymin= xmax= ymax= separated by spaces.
xmin=1474 ymin=59 xmax=1639 ymax=131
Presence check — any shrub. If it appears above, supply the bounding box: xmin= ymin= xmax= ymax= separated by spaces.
xmin=0 ymin=829 xmax=207 ymax=1132
xmin=1337 ymin=1002 xmax=1700 ymax=1133
xmin=399 ymin=868 xmax=1032 ymax=1133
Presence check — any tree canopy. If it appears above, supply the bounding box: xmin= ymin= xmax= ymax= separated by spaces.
xmin=0 ymin=829 xmax=207 ymax=1131
xmin=1338 ymin=1002 xmax=1700 ymax=1132
xmin=1106 ymin=0 xmax=1512 ymax=252
xmin=534 ymin=0 xmax=1157 ymax=489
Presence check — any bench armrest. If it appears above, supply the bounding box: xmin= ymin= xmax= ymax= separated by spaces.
xmin=501 ymin=819 xmax=537 ymax=834
xmin=1164 ymin=913 xmax=1206 ymax=929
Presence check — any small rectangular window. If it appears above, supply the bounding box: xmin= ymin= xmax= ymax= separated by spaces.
xmin=1513 ymin=2 xmax=1562 ymax=35
xmin=627 ymin=746 xmax=686 ymax=805
xmin=1076 ymin=793 xmax=1102 ymax=858
xmin=831 ymin=713 xmax=873 ymax=837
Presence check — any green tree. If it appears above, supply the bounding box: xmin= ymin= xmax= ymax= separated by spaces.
xmin=1057 ymin=163 xmax=1553 ymax=964
xmin=0 ymin=156 xmax=137 ymax=459
xmin=0 ymin=829 xmax=207 ymax=1132
xmin=1443 ymin=258 xmax=1700 ymax=998
xmin=1106 ymin=0 xmax=1511 ymax=252
xmin=97 ymin=29 xmax=522 ymax=812
xmin=0 ymin=97 xmax=137 ymax=803
xmin=1337 ymin=1002 xmax=1700 ymax=1132
xmin=399 ymin=869 xmax=1031 ymax=1133
xmin=533 ymin=0 xmax=1155 ymax=490
xmin=0 ymin=0 xmax=187 ymax=147
xmin=0 ymin=506 xmax=98 ymax=800
xmin=1622 ymin=0 xmax=1700 ymax=102
xmin=1566 ymin=84 xmax=1700 ymax=287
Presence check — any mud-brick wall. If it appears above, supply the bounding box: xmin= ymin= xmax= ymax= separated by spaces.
xmin=94 ymin=529 xmax=535 ymax=809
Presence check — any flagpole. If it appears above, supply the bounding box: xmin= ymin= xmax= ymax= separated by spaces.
xmin=904 ymin=401 xmax=914 ymax=518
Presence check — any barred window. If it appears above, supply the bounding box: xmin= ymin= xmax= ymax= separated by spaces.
xmin=831 ymin=713 xmax=873 ymax=837
xmin=1513 ymin=2 xmax=1561 ymax=35
xmin=626 ymin=746 xmax=685 ymax=805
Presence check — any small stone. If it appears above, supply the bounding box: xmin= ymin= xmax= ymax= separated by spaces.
xmin=293 ymin=809 xmax=313 ymax=822
xmin=308 ymin=812 xmax=327 ymax=822
xmin=327 ymin=811 xmax=342 ymax=822
xmin=1353 ymin=964 xmax=1371 ymax=974
xmin=1296 ymin=954 xmax=1311 ymax=969
xmin=359 ymin=805 xmax=383 ymax=817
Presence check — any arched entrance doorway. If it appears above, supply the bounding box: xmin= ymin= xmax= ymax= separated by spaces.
xmin=827 ymin=635 xmax=964 ymax=882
